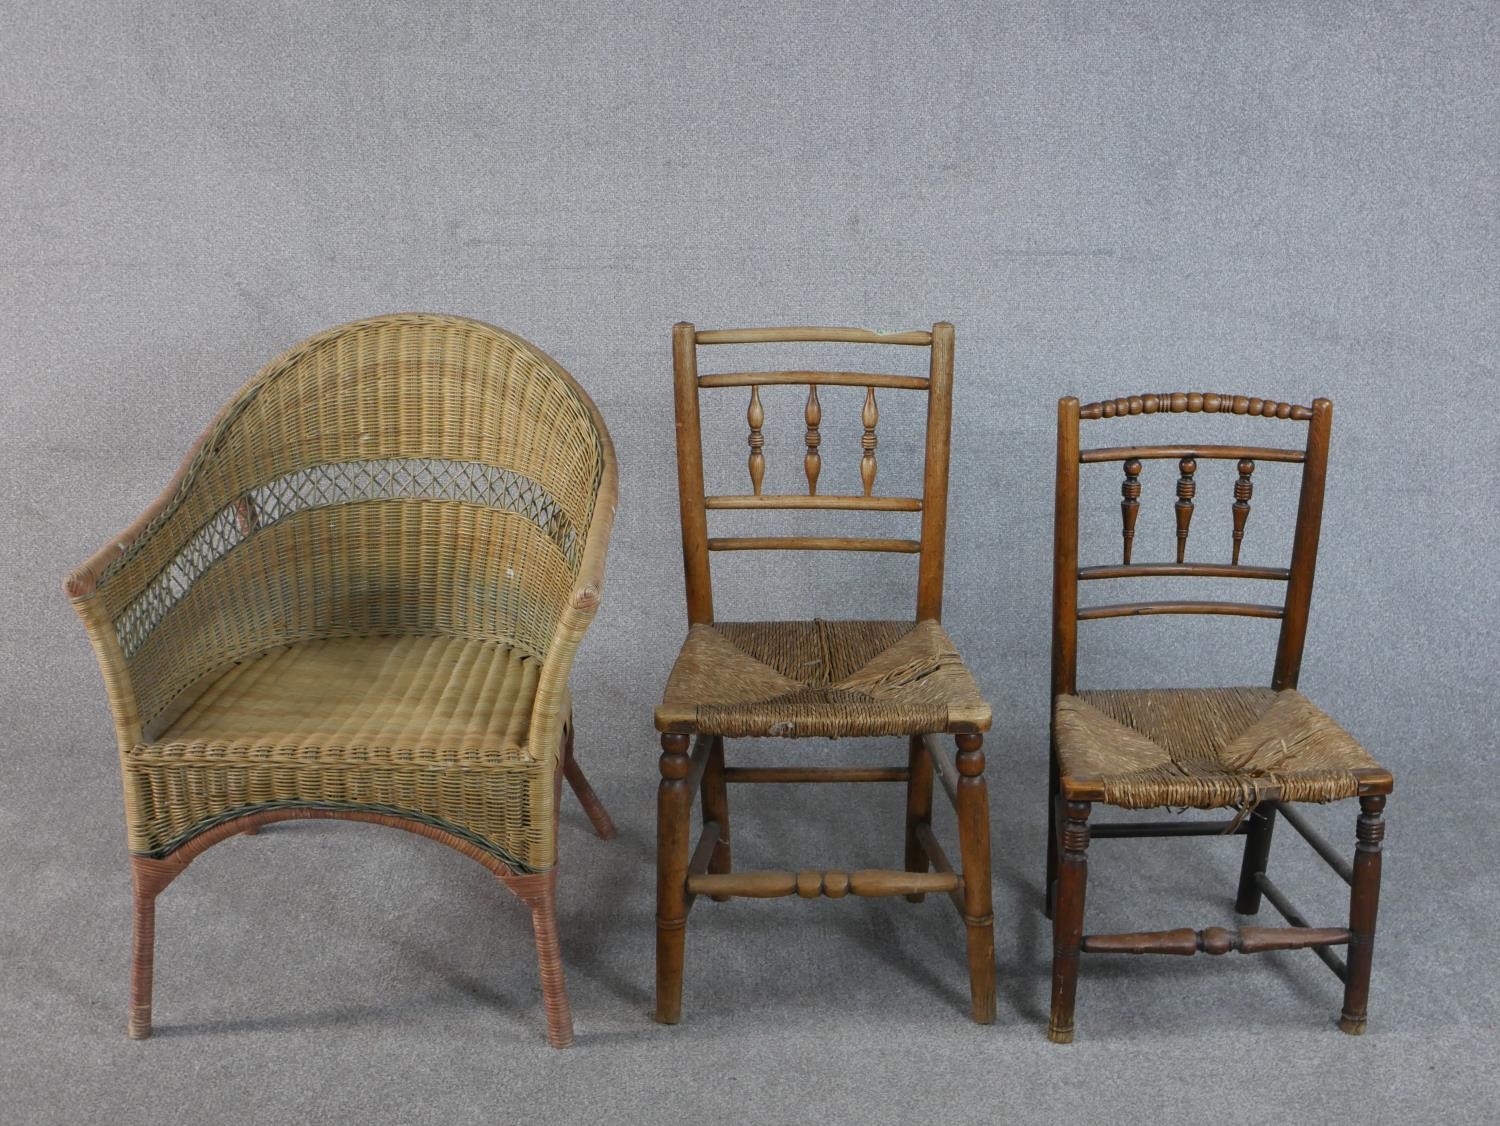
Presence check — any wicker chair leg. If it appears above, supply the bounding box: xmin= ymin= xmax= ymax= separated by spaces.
xmin=1339 ymin=795 xmax=1385 ymax=1035
xmin=903 ymin=735 xmax=934 ymax=903
xmin=562 ymin=726 xmax=616 ymax=840
xmin=1048 ymin=799 xmax=1091 ymax=1043
xmin=127 ymin=857 xmax=178 ymax=1040
xmin=524 ymin=874 xmax=574 ymax=1049
xmin=1044 ymin=750 xmax=1060 ymax=919
xmin=655 ymin=733 xmax=692 ymax=1024
xmin=954 ymin=734 xmax=995 ymax=1023
xmin=700 ymin=736 xmax=731 ymax=901
xmin=128 ymin=885 xmax=157 ymax=1040
xmin=1234 ymin=804 xmax=1277 ymax=914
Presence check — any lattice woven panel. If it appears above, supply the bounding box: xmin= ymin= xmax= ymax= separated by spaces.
xmin=114 ymin=458 xmax=575 ymax=658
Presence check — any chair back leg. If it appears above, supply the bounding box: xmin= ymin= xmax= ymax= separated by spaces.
xmin=562 ymin=726 xmax=617 ymax=840
xmin=903 ymin=735 xmax=935 ymax=902
xmin=699 ymin=736 xmax=731 ymax=900
xmin=1235 ymin=805 xmax=1278 ymax=914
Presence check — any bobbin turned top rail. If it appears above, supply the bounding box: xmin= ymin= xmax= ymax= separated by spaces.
xmin=1079 ymin=392 xmax=1314 ymax=421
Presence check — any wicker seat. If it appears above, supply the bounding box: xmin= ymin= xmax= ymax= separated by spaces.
xmin=655 ymin=323 xmax=995 ymax=1028
xmin=1054 ymin=688 xmax=1382 ymax=811
xmin=1045 ymin=393 xmax=1393 ymax=1045
xmin=132 ymin=636 xmax=553 ymax=863
xmin=657 ymin=619 xmax=990 ymax=739
xmin=65 ymin=313 xmax=618 ymax=1047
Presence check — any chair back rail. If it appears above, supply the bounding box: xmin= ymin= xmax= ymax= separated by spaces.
xmin=1052 ymin=393 xmax=1332 ymax=697
xmin=672 ymin=321 xmax=956 ymax=623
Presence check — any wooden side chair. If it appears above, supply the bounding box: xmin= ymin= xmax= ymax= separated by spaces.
xmin=64 ymin=313 xmax=618 ymax=1048
xmin=1046 ymin=392 xmax=1393 ymax=1042
xmin=655 ymin=322 xmax=994 ymax=1025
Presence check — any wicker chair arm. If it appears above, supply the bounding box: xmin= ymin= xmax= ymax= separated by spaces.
xmin=62 ymin=388 xmax=231 ymax=604
xmin=527 ymin=476 xmax=616 ymax=763
xmin=62 ymin=413 xmax=226 ymax=750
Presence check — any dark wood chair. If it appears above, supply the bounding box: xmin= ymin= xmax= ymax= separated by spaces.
xmin=1046 ymin=392 xmax=1393 ymax=1042
xmin=655 ymin=323 xmax=994 ymax=1025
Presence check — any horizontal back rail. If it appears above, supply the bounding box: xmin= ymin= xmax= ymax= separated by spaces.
xmin=1080 ymin=444 xmax=1305 ymax=464
xmin=706 ymin=535 xmax=921 ymax=554
xmin=696 ymin=326 xmax=933 ymax=346
xmin=697 ymin=371 xmax=929 ymax=390
xmin=704 ymin=494 xmax=922 ymax=511
xmin=1078 ymin=563 xmax=1289 ymax=581
xmin=1075 ymin=600 xmax=1285 ymax=620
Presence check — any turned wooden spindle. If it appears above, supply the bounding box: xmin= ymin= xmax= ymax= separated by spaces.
xmin=747 ymin=385 xmax=765 ymax=496
xmin=1174 ymin=455 xmax=1197 ymax=564
xmin=1120 ymin=458 xmax=1141 ymax=564
xmin=860 ymin=387 xmax=878 ymax=496
xmin=804 ymin=385 xmax=822 ymax=495
xmin=1231 ymin=457 xmax=1255 ymax=565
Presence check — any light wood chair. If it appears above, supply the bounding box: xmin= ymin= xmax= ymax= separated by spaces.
xmin=1046 ymin=392 xmax=1393 ymax=1043
xmin=655 ymin=322 xmax=994 ymax=1025
xmin=65 ymin=313 xmax=618 ymax=1047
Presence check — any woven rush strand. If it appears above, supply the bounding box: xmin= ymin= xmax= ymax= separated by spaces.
xmin=1054 ymin=687 xmax=1380 ymax=809
xmin=657 ymin=619 xmax=990 ymax=738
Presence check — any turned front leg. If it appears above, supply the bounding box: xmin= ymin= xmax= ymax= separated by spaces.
xmin=1048 ymin=799 xmax=1091 ymax=1043
xmin=655 ymin=733 xmax=693 ymax=1023
xmin=1339 ymin=795 xmax=1386 ymax=1034
xmin=955 ymin=733 xmax=995 ymax=1024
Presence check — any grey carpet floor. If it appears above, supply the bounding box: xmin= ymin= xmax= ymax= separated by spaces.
xmin=1 ymin=702 xmax=1494 ymax=1124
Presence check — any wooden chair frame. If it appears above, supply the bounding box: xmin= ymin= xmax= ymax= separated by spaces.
xmin=656 ymin=323 xmax=994 ymax=1024
xmin=1046 ymin=392 xmax=1392 ymax=1042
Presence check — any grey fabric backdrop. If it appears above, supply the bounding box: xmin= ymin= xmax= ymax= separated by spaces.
xmin=3 ymin=2 xmax=1497 ymax=1123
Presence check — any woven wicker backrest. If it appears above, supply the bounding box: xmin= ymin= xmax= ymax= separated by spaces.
xmin=671 ymin=323 xmax=957 ymax=624
xmin=67 ymin=313 xmax=617 ymax=744
xmin=1051 ymin=393 xmax=1333 ymax=698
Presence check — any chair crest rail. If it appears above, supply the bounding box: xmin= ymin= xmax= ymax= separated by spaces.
xmin=1079 ymin=393 xmax=1313 ymax=420
xmin=695 ymin=326 xmax=933 ymax=346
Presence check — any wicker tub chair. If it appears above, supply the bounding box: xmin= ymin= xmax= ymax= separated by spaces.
xmin=64 ymin=313 xmax=618 ymax=1048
